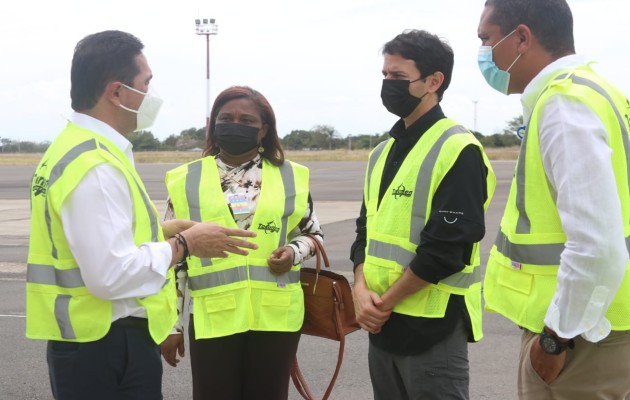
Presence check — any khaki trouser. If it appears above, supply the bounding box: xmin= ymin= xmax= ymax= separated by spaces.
xmin=518 ymin=328 xmax=630 ymax=400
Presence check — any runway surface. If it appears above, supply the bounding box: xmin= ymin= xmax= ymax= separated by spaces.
xmin=0 ymin=160 xmax=520 ymax=400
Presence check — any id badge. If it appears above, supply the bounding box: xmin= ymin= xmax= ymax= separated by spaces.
xmin=228 ymin=194 xmax=250 ymax=214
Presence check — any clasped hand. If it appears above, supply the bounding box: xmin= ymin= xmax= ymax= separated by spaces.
xmin=352 ymin=280 xmax=392 ymax=334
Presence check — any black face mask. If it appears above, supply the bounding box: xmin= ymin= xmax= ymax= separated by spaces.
xmin=380 ymin=79 xmax=427 ymax=118
xmin=214 ymin=123 xmax=260 ymax=155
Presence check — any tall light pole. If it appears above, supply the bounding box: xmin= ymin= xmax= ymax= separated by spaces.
xmin=472 ymin=100 xmax=479 ymax=133
xmin=195 ymin=18 xmax=218 ymax=136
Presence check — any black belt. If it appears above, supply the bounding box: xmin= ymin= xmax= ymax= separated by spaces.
xmin=112 ymin=316 xmax=149 ymax=330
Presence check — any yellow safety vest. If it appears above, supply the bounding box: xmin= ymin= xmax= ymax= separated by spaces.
xmin=165 ymin=157 xmax=309 ymax=339
xmin=363 ymin=118 xmax=496 ymax=341
xmin=484 ymin=65 xmax=630 ymax=333
xmin=26 ymin=123 xmax=177 ymax=344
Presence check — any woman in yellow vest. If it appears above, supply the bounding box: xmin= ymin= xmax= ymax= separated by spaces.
xmin=161 ymin=86 xmax=323 ymax=400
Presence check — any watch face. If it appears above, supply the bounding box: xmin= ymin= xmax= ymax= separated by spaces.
xmin=540 ymin=335 xmax=559 ymax=354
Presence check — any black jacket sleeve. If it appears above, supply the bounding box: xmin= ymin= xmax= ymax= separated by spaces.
xmin=408 ymin=144 xmax=488 ymax=283
xmin=350 ymin=201 xmax=367 ymax=270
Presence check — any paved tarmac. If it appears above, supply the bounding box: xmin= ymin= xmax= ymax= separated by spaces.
xmin=0 ymin=160 xmax=520 ymax=400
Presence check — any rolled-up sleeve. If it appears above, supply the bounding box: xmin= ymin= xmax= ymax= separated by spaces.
xmin=539 ymin=95 xmax=628 ymax=342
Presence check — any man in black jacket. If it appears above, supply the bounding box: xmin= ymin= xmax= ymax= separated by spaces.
xmin=350 ymin=29 xmax=495 ymax=399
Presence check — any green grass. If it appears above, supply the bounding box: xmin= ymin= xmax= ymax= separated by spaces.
xmin=0 ymin=147 xmax=519 ymax=166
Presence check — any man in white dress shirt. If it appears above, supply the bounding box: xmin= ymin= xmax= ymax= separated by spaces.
xmin=26 ymin=30 xmax=257 ymax=400
xmin=477 ymin=0 xmax=630 ymax=398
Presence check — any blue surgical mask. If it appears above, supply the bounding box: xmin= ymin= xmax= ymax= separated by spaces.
xmin=478 ymin=30 xmax=521 ymax=95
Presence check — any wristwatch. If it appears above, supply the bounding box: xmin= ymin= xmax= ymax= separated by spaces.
xmin=539 ymin=329 xmax=575 ymax=355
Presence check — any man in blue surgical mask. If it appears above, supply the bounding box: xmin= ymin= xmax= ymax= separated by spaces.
xmin=26 ymin=30 xmax=257 ymax=399
xmin=477 ymin=1 xmax=630 ymax=399
xmin=350 ymin=29 xmax=496 ymax=399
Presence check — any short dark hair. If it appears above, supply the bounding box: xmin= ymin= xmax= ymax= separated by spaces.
xmin=485 ymin=0 xmax=575 ymax=57
xmin=71 ymin=30 xmax=144 ymax=111
xmin=382 ymin=29 xmax=454 ymax=101
xmin=203 ymin=86 xmax=285 ymax=166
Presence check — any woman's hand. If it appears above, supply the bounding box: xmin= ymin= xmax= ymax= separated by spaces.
xmin=268 ymin=246 xmax=295 ymax=275
xmin=160 ymin=333 xmax=185 ymax=367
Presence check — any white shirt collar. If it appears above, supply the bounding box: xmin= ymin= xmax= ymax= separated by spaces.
xmin=70 ymin=112 xmax=134 ymax=165
xmin=521 ymin=54 xmax=590 ymax=123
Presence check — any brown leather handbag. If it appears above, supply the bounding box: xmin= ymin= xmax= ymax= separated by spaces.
xmin=291 ymin=235 xmax=360 ymax=400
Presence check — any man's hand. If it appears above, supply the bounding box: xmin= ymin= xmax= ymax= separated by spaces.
xmin=161 ymin=334 xmax=185 ymax=367
xmin=268 ymin=246 xmax=295 ymax=275
xmin=182 ymin=222 xmax=258 ymax=259
xmin=530 ymin=335 xmax=567 ymax=384
xmin=161 ymin=219 xmax=197 ymax=239
xmin=352 ymin=277 xmax=392 ymax=334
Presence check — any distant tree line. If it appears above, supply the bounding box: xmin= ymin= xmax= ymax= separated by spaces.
xmin=1 ymin=115 xmax=524 ymax=153
xmin=472 ymin=115 xmax=523 ymax=148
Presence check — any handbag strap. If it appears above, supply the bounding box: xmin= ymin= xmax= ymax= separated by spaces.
xmin=291 ymin=235 xmax=346 ymax=400
xmin=303 ymin=233 xmax=329 ymax=273
xmin=290 ymin=357 xmax=316 ymax=399
xmin=291 ymin=292 xmax=347 ymax=400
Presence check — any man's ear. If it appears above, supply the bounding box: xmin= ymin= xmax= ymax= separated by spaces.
xmin=105 ymin=81 xmax=123 ymax=105
xmin=515 ymin=24 xmax=533 ymax=53
xmin=426 ymin=72 xmax=445 ymax=94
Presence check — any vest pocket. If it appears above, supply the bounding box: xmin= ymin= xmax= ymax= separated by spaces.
xmin=205 ymin=293 xmax=236 ymax=313
xmin=251 ymin=290 xmax=299 ymax=331
xmin=363 ymin=262 xmax=392 ymax=295
xmin=487 ymin=254 xmax=553 ymax=328
xmin=261 ymin=291 xmax=291 ymax=307
xmin=497 ymin=263 xmax=533 ymax=295
xmin=193 ymin=291 xmax=249 ymax=339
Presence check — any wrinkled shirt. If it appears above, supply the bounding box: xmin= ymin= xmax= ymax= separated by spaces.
xmin=522 ymin=55 xmax=629 ymax=342
xmin=61 ymin=112 xmax=171 ymax=321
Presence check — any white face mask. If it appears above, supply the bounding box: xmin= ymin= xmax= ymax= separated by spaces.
xmin=119 ymin=84 xmax=163 ymax=131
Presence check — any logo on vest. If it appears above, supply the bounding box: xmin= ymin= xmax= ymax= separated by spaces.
xmin=258 ymin=220 xmax=280 ymax=234
xmin=32 ymin=160 xmax=49 ymax=197
xmin=392 ymin=184 xmax=413 ymax=199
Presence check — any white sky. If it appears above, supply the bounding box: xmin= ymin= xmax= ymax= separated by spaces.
xmin=1 ymin=0 xmax=628 ymax=143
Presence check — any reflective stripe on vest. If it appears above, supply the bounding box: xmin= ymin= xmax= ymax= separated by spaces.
xmin=366 ymin=125 xmax=479 ymax=286
xmin=495 ymin=230 xmax=630 ymax=266
xmin=368 ymin=238 xmax=481 ymax=288
xmin=54 ymin=295 xmax=73 ymax=339
xmin=366 ymin=140 xmax=390 ymax=198
xmin=188 ymin=265 xmax=300 ymax=291
xmin=184 ymin=160 xmax=212 ymax=267
xmin=277 ymin=162 xmax=296 ymax=247
xmin=27 ymin=263 xmax=85 ymax=288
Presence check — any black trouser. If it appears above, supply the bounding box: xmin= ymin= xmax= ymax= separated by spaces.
xmin=189 ymin=317 xmax=301 ymax=400
xmin=47 ymin=317 xmax=162 ymax=400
